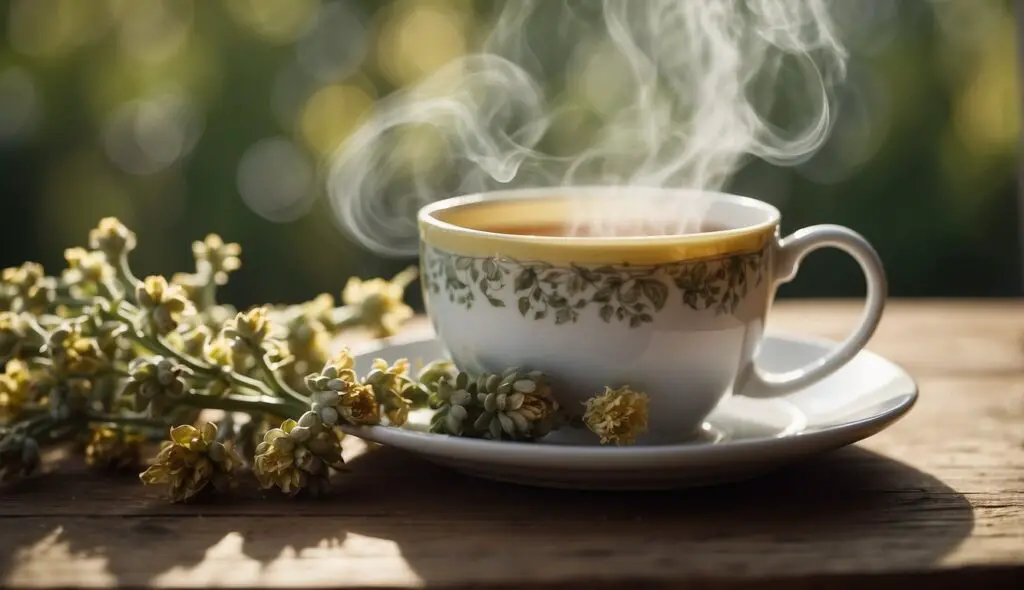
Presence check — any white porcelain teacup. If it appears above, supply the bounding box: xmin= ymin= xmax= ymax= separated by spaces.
xmin=417 ymin=186 xmax=886 ymax=442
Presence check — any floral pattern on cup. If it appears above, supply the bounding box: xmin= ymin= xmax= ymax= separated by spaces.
xmin=421 ymin=244 xmax=767 ymax=327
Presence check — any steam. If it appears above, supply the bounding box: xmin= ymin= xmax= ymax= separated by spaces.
xmin=327 ymin=0 xmax=848 ymax=255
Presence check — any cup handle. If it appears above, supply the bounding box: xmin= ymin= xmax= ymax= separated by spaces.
xmin=734 ymin=224 xmax=887 ymax=399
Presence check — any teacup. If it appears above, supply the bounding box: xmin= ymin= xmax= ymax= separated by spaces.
xmin=417 ymin=186 xmax=886 ymax=441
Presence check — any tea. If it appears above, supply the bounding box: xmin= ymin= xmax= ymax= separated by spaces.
xmin=479 ymin=221 xmax=728 ymax=237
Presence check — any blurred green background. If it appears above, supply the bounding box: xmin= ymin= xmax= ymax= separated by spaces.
xmin=0 ymin=0 xmax=1020 ymax=314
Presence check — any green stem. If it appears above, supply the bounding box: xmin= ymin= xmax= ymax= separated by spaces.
xmin=115 ymin=253 xmax=141 ymax=306
xmin=253 ymin=350 xmax=309 ymax=407
xmin=23 ymin=315 xmax=51 ymax=341
xmin=178 ymin=392 xmax=303 ymax=417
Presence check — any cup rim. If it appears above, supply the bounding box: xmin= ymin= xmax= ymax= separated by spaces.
xmin=417 ymin=185 xmax=781 ymax=246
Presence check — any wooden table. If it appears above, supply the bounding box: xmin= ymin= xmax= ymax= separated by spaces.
xmin=1 ymin=300 xmax=1022 ymax=589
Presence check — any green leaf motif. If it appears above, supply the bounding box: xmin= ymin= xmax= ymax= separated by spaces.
xmin=640 ymin=279 xmax=668 ymax=311
xmin=514 ymin=270 xmax=534 ymax=292
xmin=518 ymin=297 xmax=530 ymax=316
xmin=422 ymin=245 xmax=766 ymax=328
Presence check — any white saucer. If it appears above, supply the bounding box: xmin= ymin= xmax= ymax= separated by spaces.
xmin=341 ymin=331 xmax=918 ymax=490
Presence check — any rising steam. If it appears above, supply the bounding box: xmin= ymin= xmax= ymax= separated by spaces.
xmin=327 ymin=0 xmax=848 ymax=256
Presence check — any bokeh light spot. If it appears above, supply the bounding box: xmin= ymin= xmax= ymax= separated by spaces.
xmin=376 ymin=2 xmax=467 ymax=87
xmin=116 ymin=0 xmax=193 ymax=64
xmin=236 ymin=137 xmax=315 ymax=222
xmin=224 ymin=0 xmax=319 ymax=44
xmin=9 ymin=0 xmax=114 ymax=58
xmin=297 ymin=0 xmax=369 ymax=83
xmin=102 ymin=92 xmax=204 ymax=175
xmin=299 ymin=84 xmax=374 ymax=155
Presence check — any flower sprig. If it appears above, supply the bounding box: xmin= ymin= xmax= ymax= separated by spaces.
xmin=0 ymin=216 xmax=650 ymax=503
xmin=0 ymin=216 xmax=423 ymax=500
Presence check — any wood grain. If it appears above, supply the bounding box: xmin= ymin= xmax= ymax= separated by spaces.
xmin=1 ymin=300 xmax=1022 ymax=589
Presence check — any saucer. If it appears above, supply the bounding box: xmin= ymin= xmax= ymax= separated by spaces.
xmin=340 ymin=330 xmax=918 ymax=490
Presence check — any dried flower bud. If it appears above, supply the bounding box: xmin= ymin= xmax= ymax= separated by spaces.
xmin=0 ymin=312 xmax=34 ymax=361
xmin=222 ymin=306 xmax=272 ymax=353
xmin=0 ymin=360 xmax=32 ymax=424
xmin=176 ymin=324 xmax=213 ymax=361
xmin=364 ymin=358 xmax=418 ymax=426
xmin=88 ymin=217 xmax=136 ymax=259
xmin=63 ymin=247 xmax=114 ymax=288
xmin=582 ymin=385 xmax=650 ymax=445
xmin=46 ymin=321 xmax=108 ymax=376
xmin=0 ymin=429 xmax=40 ymax=484
xmin=170 ymin=272 xmax=205 ymax=305
xmin=124 ymin=356 xmax=190 ymax=414
xmin=417 ymin=359 xmax=457 ymax=394
xmin=429 ymin=371 xmax=477 ymax=436
xmin=2 ymin=262 xmax=56 ymax=315
xmin=253 ymin=412 xmax=345 ymax=496
xmin=472 ymin=368 xmax=559 ymax=441
xmin=85 ymin=425 xmax=145 ymax=470
xmin=136 ymin=275 xmax=195 ymax=335
xmin=308 ymin=377 xmax=380 ymax=427
xmin=341 ymin=267 xmax=417 ymax=338
xmin=192 ymin=234 xmax=242 ymax=286
xmin=139 ymin=423 xmax=243 ymax=502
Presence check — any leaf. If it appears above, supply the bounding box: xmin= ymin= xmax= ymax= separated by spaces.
xmin=470 ymin=265 xmax=480 ymax=282
xmin=531 ymin=287 xmax=543 ymax=301
xmin=640 ymin=279 xmax=669 ymax=310
xmin=683 ymin=291 xmax=699 ymax=310
xmin=487 ymin=296 xmax=506 ymax=308
xmin=518 ymin=297 xmax=530 ymax=316
xmin=456 ymin=257 xmax=473 ymax=270
xmin=478 ymin=279 xmax=489 ymax=293
xmin=549 ymin=295 xmax=568 ymax=308
xmin=567 ymin=275 xmax=583 ymax=296
xmin=629 ymin=315 xmax=643 ymax=328
xmin=574 ymin=299 xmax=587 ymax=309
xmin=620 ymin=283 xmax=640 ymax=304
xmin=534 ymin=310 xmax=547 ymax=320
xmin=599 ymin=304 xmax=614 ymax=322
xmin=593 ymin=287 xmax=613 ymax=303
xmin=514 ymin=269 xmax=534 ymax=292
xmin=541 ymin=271 xmax=562 ymax=283
xmin=555 ymin=308 xmax=572 ymax=325
xmin=640 ymin=313 xmax=653 ymax=323
xmin=616 ymin=307 xmax=625 ymax=320
xmin=483 ymin=259 xmax=499 ymax=279
xmin=574 ymin=266 xmax=597 ymax=282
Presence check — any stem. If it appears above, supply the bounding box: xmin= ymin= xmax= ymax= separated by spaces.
xmin=253 ymin=350 xmax=309 ymax=407
xmin=228 ymin=371 xmax=275 ymax=396
xmin=114 ymin=253 xmax=141 ymax=307
xmin=178 ymin=391 xmax=302 ymax=417
xmin=24 ymin=315 xmax=51 ymax=341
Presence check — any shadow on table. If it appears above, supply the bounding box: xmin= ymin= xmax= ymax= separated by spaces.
xmin=0 ymin=444 xmax=977 ymax=586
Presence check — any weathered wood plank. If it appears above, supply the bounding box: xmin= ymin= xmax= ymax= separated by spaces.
xmin=765 ymin=299 xmax=1024 ymax=376
xmin=1 ymin=301 xmax=1022 ymax=589
xmin=0 ymin=444 xmax=1020 ymax=588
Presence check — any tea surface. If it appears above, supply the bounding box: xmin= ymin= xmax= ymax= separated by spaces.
xmin=478 ymin=221 xmax=728 ymax=237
